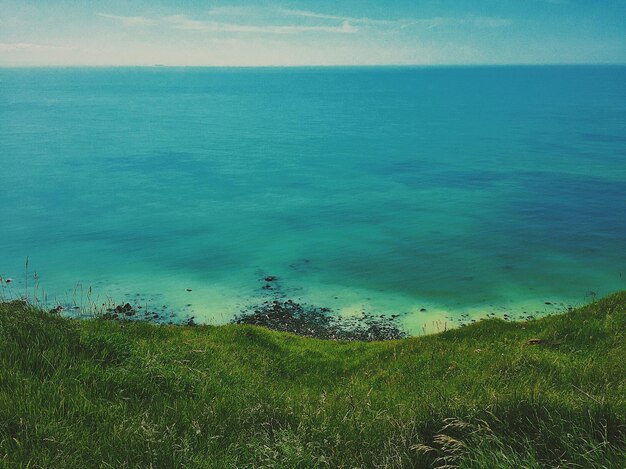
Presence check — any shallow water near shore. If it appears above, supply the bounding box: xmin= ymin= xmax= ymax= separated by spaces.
xmin=1 ymin=66 xmax=625 ymax=333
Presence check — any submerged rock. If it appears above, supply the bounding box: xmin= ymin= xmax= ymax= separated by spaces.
xmin=111 ymin=303 xmax=136 ymax=317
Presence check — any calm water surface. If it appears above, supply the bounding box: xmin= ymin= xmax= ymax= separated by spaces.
xmin=1 ymin=67 xmax=625 ymax=332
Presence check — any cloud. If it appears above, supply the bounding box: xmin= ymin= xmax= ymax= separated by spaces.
xmin=98 ymin=11 xmax=357 ymax=34
xmin=98 ymin=13 xmax=154 ymax=26
xmin=279 ymin=9 xmax=397 ymax=26
xmin=206 ymin=6 xmax=261 ymax=17
xmin=99 ymin=13 xmax=359 ymax=34
xmin=282 ymin=9 xmax=510 ymax=30
xmin=0 ymin=42 xmax=69 ymax=51
xmin=97 ymin=9 xmax=509 ymax=37
xmin=166 ymin=15 xmax=357 ymax=34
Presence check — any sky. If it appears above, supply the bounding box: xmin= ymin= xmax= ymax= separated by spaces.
xmin=0 ymin=0 xmax=625 ymax=66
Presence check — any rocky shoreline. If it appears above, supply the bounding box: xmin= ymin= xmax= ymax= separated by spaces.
xmin=233 ymin=298 xmax=407 ymax=341
xmin=86 ymin=274 xmax=408 ymax=340
xmin=7 ymin=271 xmax=575 ymax=341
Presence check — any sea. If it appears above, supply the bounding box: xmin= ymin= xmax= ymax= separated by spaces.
xmin=1 ymin=66 xmax=625 ymax=333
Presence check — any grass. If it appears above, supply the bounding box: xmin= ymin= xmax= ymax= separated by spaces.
xmin=0 ymin=292 xmax=625 ymax=468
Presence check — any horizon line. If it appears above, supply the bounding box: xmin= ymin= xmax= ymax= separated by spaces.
xmin=1 ymin=63 xmax=625 ymax=69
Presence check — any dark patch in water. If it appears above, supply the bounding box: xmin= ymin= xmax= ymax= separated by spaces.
xmin=581 ymin=133 xmax=626 ymax=144
xmin=511 ymin=171 xmax=626 ymax=238
xmin=236 ymin=274 xmax=406 ymax=340
xmin=375 ymin=159 xmax=504 ymax=190
xmin=233 ymin=299 xmax=406 ymax=341
xmin=288 ymin=258 xmax=316 ymax=273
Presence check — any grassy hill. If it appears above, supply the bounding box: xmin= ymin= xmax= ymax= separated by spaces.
xmin=1 ymin=293 xmax=625 ymax=468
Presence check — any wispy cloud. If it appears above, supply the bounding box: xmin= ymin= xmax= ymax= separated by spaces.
xmin=163 ymin=15 xmax=357 ymax=34
xmin=0 ymin=42 xmax=69 ymax=51
xmin=280 ymin=9 xmax=510 ymax=29
xmin=206 ymin=6 xmax=261 ymax=17
xmin=99 ymin=12 xmax=358 ymax=34
xmin=98 ymin=13 xmax=154 ymax=26
xmin=279 ymin=9 xmax=397 ymax=26
xmin=97 ymin=9 xmax=510 ymax=36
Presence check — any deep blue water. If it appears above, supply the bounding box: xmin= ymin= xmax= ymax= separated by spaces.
xmin=1 ymin=66 xmax=625 ymax=332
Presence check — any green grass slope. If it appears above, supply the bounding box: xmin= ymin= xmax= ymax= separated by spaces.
xmin=1 ymin=293 xmax=625 ymax=468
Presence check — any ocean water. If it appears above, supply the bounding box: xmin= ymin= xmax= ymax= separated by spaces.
xmin=1 ymin=66 xmax=625 ymax=333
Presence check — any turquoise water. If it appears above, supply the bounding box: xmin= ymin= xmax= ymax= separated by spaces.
xmin=1 ymin=66 xmax=625 ymax=332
